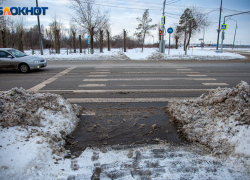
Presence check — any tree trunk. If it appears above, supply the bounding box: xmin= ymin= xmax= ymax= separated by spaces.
xmin=90 ymin=27 xmax=94 ymax=54
xmin=56 ymin=30 xmax=60 ymax=54
xmin=184 ymin=30 xmax=186 ymax=52
xmin=100 ymin=30 xmax=103 ymax=53
xmin=1 ymin=29 xmax=6 ymax=48
xmin=73 ymin=31 xmax=76 ymax=53
xmin=18 ymin=31 xmax=23 ymax=52
xmin=185 ymin=30 xmax=192 ymax=55
xmin=123 ymin=29 xmax=126 ymax=52
xmin=79 ymin=35 xmax=82 ymax=53
xmin=106 ymin=30 xmax=110 ymax=51
xmin=175 ymin=36 xmax=179 ymax=49
xmin=142 ymin=33 xmax=146 ymax=52
xmin=54 ymin=31 xmax=57 ymax=53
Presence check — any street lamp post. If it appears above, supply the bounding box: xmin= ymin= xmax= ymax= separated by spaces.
xmin=36 ymin=0 xmax=43 ymax=55
xmin=221 ymin=11 xmax=250 ymax=52
xmin=231 ymin=19 xmax=238 ymax=50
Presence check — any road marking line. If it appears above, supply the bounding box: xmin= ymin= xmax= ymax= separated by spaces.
xmin=73 ymin=89 xmax=212 ymax=94
xmin=83 ymin=78 xmax=216 ymax=81
xmin=120 ymin=85 xmax=204 ymax=87
xmin=87 ymin=75 xmax=107 ymax=77
xmin=67 ymin=97 xmax=196 ymax=103
xmin=78 ymin=84 xmax=106 ymax=87
xmin=94 ymin=67 xmax=188 ymax=69
xmin=202 ymin=83 xmax=229 ymax=86
xmin=187 ymin=75 xmax=207 ymax=77
xmin=94 ymin=69 xmax=110 ymax=71
xmin=29 ymin=66 xmax=76 ymax=93
xmin=195 ymin=78 xmax=216 ymax=81
xmin=122 ymin=72 xmax=200 ymax=74
xmin=176 ymin=69 xmax=192 ymax=71
xmin=84 ymin=79 xmax=108 ymax=81
xmin=90 ymin=72 xmax=110 ymax=74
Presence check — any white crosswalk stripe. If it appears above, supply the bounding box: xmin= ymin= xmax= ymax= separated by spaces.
xmin=83 ymin=78 xmax=217 ymax=81
xmin=67 ymin=97 xmax=195 ymax=103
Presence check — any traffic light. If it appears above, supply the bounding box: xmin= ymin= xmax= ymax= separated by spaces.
xmin=159 ymin=30 xmax=162 ymax=36
xmin=222 ymin=31 xmax=225 ymax=40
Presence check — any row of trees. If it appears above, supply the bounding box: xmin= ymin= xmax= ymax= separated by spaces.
xmin=0 ymin=0 xmax=209 ymax=54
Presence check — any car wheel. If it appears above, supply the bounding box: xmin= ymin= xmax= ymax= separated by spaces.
xmin=19 ymin=64 xmax=30 ymax=73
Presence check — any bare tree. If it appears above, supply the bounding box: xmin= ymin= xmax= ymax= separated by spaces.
xmin=69 ymin=0 xmax=110 ymax=54
xmin=16 ymin=17 xmax=26 ymax=52
xmin=134 ymin=9 xmax=157 ymax=52
xmin=172 ymin=25 xmax=182 ymax=49
xmin=178 ymin=7 xmax=209 ymax=54
xmin=49 ymin=16 xmax=63 ymax=53
xmin=70 ymin=23 xmax=77 ymax=53
xmin=0 ymin=16 xmax=8 ymax=48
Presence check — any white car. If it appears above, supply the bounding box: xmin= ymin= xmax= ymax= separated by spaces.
xmin=0 ymin=48 xmax=47 ymax=73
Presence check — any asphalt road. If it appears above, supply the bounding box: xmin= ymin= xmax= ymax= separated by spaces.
xmin=1 ymin=57 xmax=250 ymax=100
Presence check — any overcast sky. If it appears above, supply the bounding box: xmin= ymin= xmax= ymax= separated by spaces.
xmin=1 ymin=0 xmax=250 ymax=45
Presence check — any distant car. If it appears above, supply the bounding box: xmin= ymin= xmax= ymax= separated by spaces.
xmin=0 ymin=48 xmax=47 ymax=73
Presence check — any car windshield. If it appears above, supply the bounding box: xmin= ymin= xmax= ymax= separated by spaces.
xmin=7 ymin=49 xmax=27 ymax=58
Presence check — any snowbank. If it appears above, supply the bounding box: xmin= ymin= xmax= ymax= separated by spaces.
xmin=26 ymin=48 xmax=245 ymax=61
xmin=1 ymin=87 xmax=249 ymax=179
xmin=167 ymin=81 xmax=250 ymax=172
xmin=0 ymin=88 xmax=83 ymax=179
xmin=146 ymin=50 xmax=245 ymax=61
xmin=30 ymin=50 xmax=131 ymax=61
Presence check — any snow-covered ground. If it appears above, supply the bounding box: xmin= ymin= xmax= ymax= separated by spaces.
xmin=24 ymin=47 xmax=246 ymax=61
xmin=1 ymin=83 xmax=250 ymax=179
xmin=167 ymin=81 xmax=250 ymax=174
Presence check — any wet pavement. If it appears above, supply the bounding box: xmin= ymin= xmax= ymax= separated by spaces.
xmin=65 ymin=102 xmax=188 ymax=156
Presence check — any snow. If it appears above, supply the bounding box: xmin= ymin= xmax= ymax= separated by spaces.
xmin=25 ymin=47 xmax=245 ymax=61
xmin=1 ymin=85 xmax=250 ymax=179
xmin=167 ymin=81 xmax=250 ymax=173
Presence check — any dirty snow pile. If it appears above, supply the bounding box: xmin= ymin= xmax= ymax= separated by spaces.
xmin=0 ymin=88 xmax=83 ymax=179
xmin=146 ymin=50 xmax=245 ymax=60
xmin=34 ymin=50 xmax=131 ymax=61
xmin=167 ymin=81 xmax=250 ymax=172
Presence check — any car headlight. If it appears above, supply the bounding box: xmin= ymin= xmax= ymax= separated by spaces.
xmin=34 ymin=60 xmax=39 ymax=64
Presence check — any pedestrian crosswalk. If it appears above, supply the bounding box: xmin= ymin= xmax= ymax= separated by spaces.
xmin=65 ymin=65 xmax=229 ymax=103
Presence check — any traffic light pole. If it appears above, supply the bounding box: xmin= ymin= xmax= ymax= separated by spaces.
xmin=160 ymin=0 xmax=166 ymax=53
xmin=221 ymin=11 xmax=250 ymax=52
xmin=221 ymin=16 xmax=226 ymax=52
xmin=216 ymin=0 xmax=222 ymax=51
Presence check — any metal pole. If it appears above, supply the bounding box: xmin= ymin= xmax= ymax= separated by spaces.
xmin=36 ymin=0 xmax=43 ymax=55
xmin=232 ymin=21 xmax=237 ymax=50
xmin=221 ymin=16 xmax=225 ymax=52
xmin=203 ymin=29 xmax=205 ymax=49
xmin=216 ymin=0 xmax=222 ymax=51
xmin=168 ymin=33 xmax=170 ymax=55
xmin=161 ymin=0 xmax=166 ymax=53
